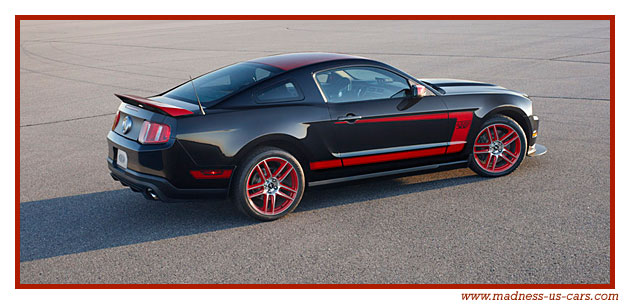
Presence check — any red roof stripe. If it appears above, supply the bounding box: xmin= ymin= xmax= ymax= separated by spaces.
xmin=249 ymin=53 xmax=363 ymax=71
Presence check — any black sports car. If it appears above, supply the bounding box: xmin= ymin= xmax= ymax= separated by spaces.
xmin=108 ymin=53 xmax=546 ymax=220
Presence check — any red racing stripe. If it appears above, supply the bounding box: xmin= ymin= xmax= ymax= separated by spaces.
xmin=310 ymin=159 xmax=343 ymax=170
xmin=446 ymin=111 xmax=473 ymax=153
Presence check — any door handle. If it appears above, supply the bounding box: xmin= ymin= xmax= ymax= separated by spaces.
xmin=337 ymin=114 xmax=362 ymax=123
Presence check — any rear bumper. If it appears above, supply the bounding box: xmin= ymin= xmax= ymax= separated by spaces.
xmin=108 ymin=158 xmax=228 ymax=202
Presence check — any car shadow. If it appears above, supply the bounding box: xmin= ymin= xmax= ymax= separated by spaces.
xmin=20 ymin=169 xmax=483 ymax=262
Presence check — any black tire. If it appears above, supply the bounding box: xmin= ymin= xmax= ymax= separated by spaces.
xmin=230 ymin=147 xmax=305 ymax=221
xmin=469 ymin=115 xmax=527 ymax=177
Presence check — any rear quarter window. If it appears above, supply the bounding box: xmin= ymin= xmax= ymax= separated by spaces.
xmin=255 ymin=81 xmax=304 ymax=103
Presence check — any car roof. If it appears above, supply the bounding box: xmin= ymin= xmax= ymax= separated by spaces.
xmin=248 ymin=52 xmax=365 ymax=71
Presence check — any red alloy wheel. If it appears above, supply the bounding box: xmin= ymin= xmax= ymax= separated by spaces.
xmin=473 ymin=123 xmax=522 ymax=173
xmin=245 ymin=157 xmax=299 ymax=215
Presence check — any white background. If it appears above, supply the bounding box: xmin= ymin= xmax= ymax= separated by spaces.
xmin=2 ymin=1 xmax=624 ymax=303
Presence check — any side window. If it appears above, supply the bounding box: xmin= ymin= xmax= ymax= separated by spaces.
xmin=254 ymin=68 xmax=272 ymax=81
xmin=315 ymin=66 xmax=410 ymax=103
xmin=256 ymin=81 xmax=303 ymax=103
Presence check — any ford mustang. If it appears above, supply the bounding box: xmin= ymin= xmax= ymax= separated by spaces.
xmin=108 ymin=53 xmax=546 ymax=220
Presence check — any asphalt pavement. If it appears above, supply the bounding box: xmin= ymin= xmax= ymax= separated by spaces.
xmin=19 ymin=20 xmax=611 ymax=284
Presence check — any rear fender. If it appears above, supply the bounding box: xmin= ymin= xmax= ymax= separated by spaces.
xmin=233 ymin=134 xmax=313 ymax=175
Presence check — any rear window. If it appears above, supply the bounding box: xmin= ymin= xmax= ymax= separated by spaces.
xmin=163 ymin=62 xmax=282 ymax=105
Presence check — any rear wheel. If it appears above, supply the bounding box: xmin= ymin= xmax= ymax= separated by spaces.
xmin=231 ymin=147 xmax=305 ymax=221
xmin=469 ymin=115 xmax=527 ymax=177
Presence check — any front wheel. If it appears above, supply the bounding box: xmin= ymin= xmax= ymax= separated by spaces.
xmin=231 ymin=147 xmax=305 ymax=221
xmin=469 ymin=115 xmax=527 ymax=177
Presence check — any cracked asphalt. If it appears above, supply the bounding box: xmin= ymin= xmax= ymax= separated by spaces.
xmin=18 ymin=20 xmax=611 ymax=284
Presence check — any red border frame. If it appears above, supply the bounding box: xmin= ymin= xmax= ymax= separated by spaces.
xmin=15 ymin=15 xmax=615 ymax=289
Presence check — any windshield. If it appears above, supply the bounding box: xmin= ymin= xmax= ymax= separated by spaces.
xmin=163 ymin=62 xmax=282 ymax=105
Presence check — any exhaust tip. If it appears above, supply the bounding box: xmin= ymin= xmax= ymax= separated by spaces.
xmin=146 ymin=188 xmax=159 ymax=200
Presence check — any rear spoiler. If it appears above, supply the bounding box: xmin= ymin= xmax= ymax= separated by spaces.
xmin=114 ymin=94 xmax=195 ymax=117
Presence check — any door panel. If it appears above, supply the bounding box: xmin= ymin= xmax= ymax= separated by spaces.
xmin=315 ymin=66 xmax=454 ymax=158
xmin=327 ymin=95 xmax=452 ymax=155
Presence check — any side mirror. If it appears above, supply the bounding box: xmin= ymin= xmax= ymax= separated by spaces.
xmin=410 ymin=84 xmax=428 ymax=98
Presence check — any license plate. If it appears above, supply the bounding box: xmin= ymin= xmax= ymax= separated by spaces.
xmin=117 ymin=149 xmax=128 ymax=169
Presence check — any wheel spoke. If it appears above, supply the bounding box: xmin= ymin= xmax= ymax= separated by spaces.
xmin=277 ymin=191 xmax=294 ymax=201
xmin=277 ymin=167 xmax=295 ymax=182
xmin=257 ymin=192 xmax=277 ymax=214
xmin=486 ymin=155 xmax=497 ymax=170
xmin=486 ymin=128 xmax=493 ymax=142
xmin=247 ymin=181 xmax=264 ymax=191
xmin=500 ymin=130 xmax=514 ymax=141
xmin=255 ymin=166 xmax=266 ymax=182
xmin=491 ymin=155 xmax=497 ymax=170
xmin=503 ymin=134 xmax=519 ymax=146
xmin=484 ymin=154 xmax=492 ymax=169
xmin=503 ymin=148 xmax=518 ymax=159
xmin=474 ymin=145 xmax=490 ymax=153
xmin=268 ymin=195 xmax=276 ymax=215
xmin=248 ymin=189 xmax=264 ymax=199
xmin=262 ymin=160 xmax=272 ymax=178
xmin=493 ymin=125 xmax=499 ymax=141
xmin=273 ymin=160 xmax=289 ymax=178
xmin=280 ymin=184 xmax=297 ymax=193
xmin=499 ymin=153 xmax=514 ymax=164
xmin=262 ymin=194 xmax=270 ymax=212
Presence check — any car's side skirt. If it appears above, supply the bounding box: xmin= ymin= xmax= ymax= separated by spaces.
xmin=331 ymin=142 xmax=450 ymax=158
xmin=308 ymin=160 xmax=469 ymax=187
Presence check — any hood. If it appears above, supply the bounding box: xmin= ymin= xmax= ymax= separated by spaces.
xmin=420 ymin=78 xmax=528 ymax=97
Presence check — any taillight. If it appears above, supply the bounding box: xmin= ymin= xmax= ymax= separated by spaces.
xmin=138 ymin=121 xmax=171 ymax=144
xmin=112 ymin=111 xmax=120 ymax=130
